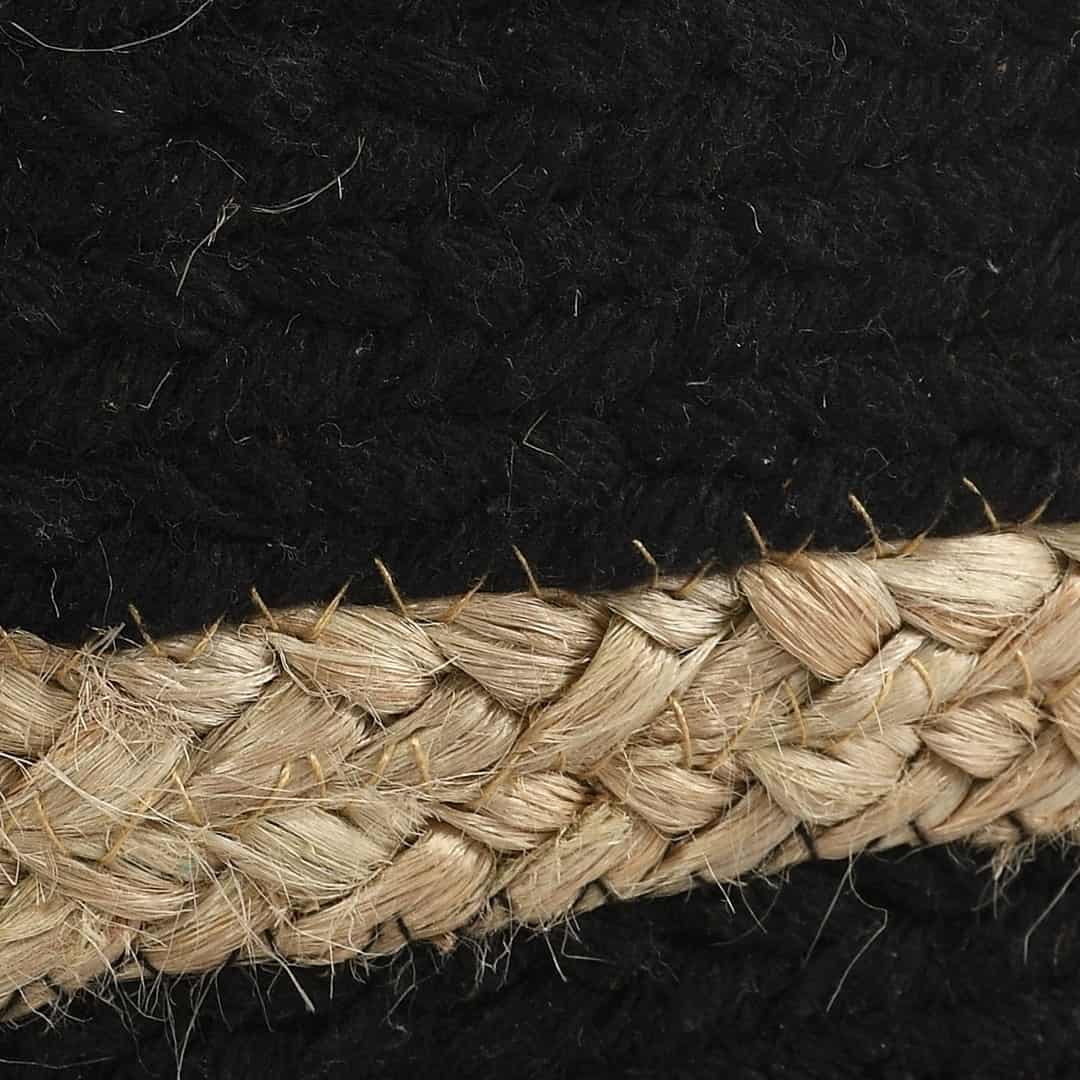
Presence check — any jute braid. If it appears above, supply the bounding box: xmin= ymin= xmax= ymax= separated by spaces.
xmin=5 ymin=523 xmax=1080 ymax=1017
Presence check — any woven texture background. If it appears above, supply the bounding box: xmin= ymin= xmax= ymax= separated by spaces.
xmin=3 ymin=1 xmax=1080 ymax=1077
xmin=3 ymin=0 xmax=1079 ymax=645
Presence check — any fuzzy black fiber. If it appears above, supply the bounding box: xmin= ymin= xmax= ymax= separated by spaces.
xmin=3 ymin=1 xmax=1080 ymax=1077
xmin=3 ymin=0 xmax=1080 ymax=644
xmin=5 ymin=847 xmax=1080 ymax=1079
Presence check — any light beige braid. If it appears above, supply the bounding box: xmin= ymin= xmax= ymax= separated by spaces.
xmin=4 ymin=523 xmax=1080 ymax=1017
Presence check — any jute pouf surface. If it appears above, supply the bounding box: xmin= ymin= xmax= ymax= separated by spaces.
xmin=5 ymin=519 xmax=1080 ymax=1017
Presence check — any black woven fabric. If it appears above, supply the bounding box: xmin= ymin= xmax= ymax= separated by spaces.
xmin=2 ymin=1 xmax=1079 ymax=1076
xmin=6 ymin=848 xmax=1080 ymax=1080
xmin=4 ymin=0 xmax=1080 ymax=645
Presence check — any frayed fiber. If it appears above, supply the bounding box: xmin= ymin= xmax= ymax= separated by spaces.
xmin=4 ymin=524 xmax=1080 ymax=1016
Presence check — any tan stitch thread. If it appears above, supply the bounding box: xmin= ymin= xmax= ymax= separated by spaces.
xmin=127 ymin=604 xmax=162 ymax=657
xmin=511 ymin=544 xmax=543 ymax=600
xmin=100 ymin=802 xmax=150 ymax=867
xmin=263 ymin=762 xmax=292 ymax=811
xmin=784 ymin=681 xmax=808 ymax=747
xmin=907 ymin=656 xmax=936 ymax=712
xmin=235 ymin=764 xmax=294 ymax=839
xmin=962 ymin=476 xmax=1000 ymax=531
xmin=707 ymin=692 xmax=764 ymax=770
xmin=1015 ymin=649 xmax=1035 ymax=700
xmin=632 ymin=539 xmax=660 ymax=589
xmin=742 ymin=513 xmax=769 ymax=558
xmin=864 ymin=668 xmax=895 ymax=730
xmin=898 ymin=519 xmax=938 ymax=558
xmin=475 ymin=762 xmax=513 ymax=806
xmin=374 ymin=558 xmax=408 ymax=618
xmin=308 ymin=578 xmax=354 ymax=642
xmin=369 ymin=741 xmax=397 ymax=785
xmin=778 ymin=532 xmax=816 ymax=567
xmin=52 ymin=640 xmax=85 ymax=685
xmin=187 ymin=613 xmax=225 ymax=662
xmin=307 ymin=752 xmax=328 ymax=798
xmin=0 ymin=629 xmax=33 ymax=673
xmin=1024 ymin=493 xmax=1054 ymax=527
xmin=672 ymin=560 xmax=715 ymax=599
xmin=34 ymin=795 xmax=67 ymax=857
xmin=473 ymin=704 xmax=543 ymax=806
xmin=249 ymin=585 xmax=280 ymax=631
xmin=441 ymin=575 xmax=489 ymax=623
xmin=173 ymin=769 xmax=205 ymax=827
xmin=670 ymin=697 xmax=693 ymax=769
xmin=409 ymin=736 xmax=433 ymax=785
xmin=849 ymin=492 xmax=884 ymax=557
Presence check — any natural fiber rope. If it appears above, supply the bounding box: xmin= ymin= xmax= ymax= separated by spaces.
xmin=6 ymin=523 xmax=1080 ymax=1017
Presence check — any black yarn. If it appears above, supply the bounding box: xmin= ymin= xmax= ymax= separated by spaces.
xmin=4 ymin=848 xmax=1080 ymax=1079
xmin=3 ymin=2 xmax=1080 ymax=1077
xmin=2 ymin=0 xmax=1080 ymax=644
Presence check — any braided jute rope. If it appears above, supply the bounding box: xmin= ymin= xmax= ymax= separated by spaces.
xmin=7 ymin=521 xmax=1080 ymax=1018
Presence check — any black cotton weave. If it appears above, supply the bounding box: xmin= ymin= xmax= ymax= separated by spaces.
xmin=2 ymin=2 xmax=1079 ymax=1076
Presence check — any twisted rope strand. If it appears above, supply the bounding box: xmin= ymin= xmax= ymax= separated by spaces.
xmin=4 ymin=524 xmax=1080 ymax=1015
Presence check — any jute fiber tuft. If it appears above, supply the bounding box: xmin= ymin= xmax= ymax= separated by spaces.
xmin=5 ymin=524 xmax=1080 ymax=1017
